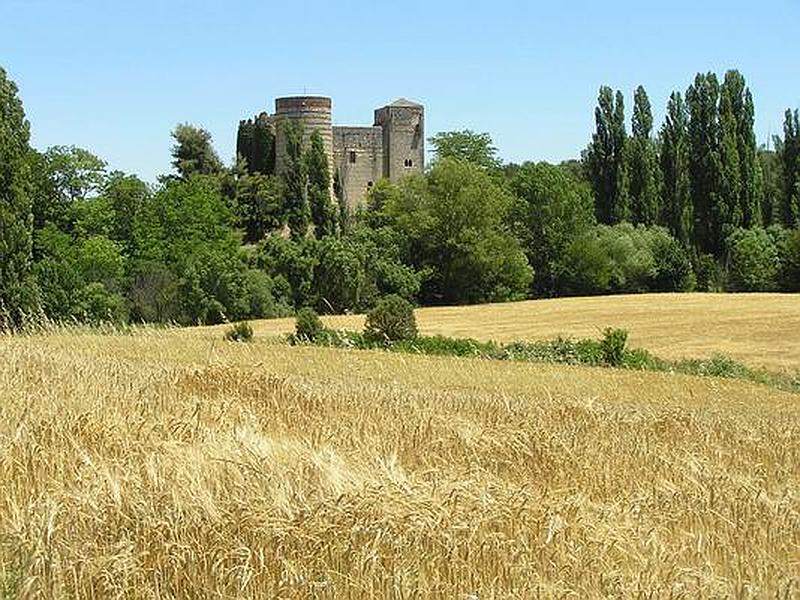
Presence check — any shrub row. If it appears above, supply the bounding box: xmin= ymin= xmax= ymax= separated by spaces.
xmin=285 ymin=309 xmax=799 ymax=394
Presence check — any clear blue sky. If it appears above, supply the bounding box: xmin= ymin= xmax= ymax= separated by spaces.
xmin=2 ymin=0 xmax=798 ymax=183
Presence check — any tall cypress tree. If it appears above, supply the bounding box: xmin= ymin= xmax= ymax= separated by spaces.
xmin=687 ymin=72 xmax=723 ymax=255
xmin=780 ymin=108 xmax=800 ymax=227
xmin=628 ymin=85 xmax=660 ymax=225
xmin=305 ymin=129 xmax=337 ymax=237
xmin=236 ymin=119 xmax=254 ymax=167
xmin=587 ymin=86 xmax=628 ymax=224
xmin=236 ymin=113 xmax=275 ymax=175
xmin=0 ymin=67 xmax=36 ymax=327
xmin=281 ymin=120 xmax=310 ymax=240
xmin=660 ymin=91 xmax=693 ymax=246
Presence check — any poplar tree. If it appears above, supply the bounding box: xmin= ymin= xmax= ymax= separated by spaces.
xmin=660 ymin=91 xmax=693 ymax=246
xmin=305 ymin=129 xmax=337 ymax=237
xmin=780 ymin=108 xmax=800 ymax=227
xmin=719 ymin=70 xmax=761 ymax=230
xmin=587 ymin=87 xmax=628 ymax=224
xmin=0 ymin=67 xmax=36 ymax=326
xmin=718 ymin=77 xmax=743 ymax=234
xmin=628 ymin=85 xmax=660 ymax=225
xmin=687 ymin=72 xmax=723 ymax=255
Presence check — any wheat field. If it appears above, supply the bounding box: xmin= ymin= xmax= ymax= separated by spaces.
xmin=247 ymin=293 xmax=800 ymax=373
xmin=1 ymin=316 xmax=798 ymax=598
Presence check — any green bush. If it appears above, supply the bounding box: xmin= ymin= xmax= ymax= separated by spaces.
xmin=563 ymin=223 xmax=692 ymax=295
xmin=224 ymin=321 xmax=254 ymax=342
xmin=364 ymin=294 xmax=417 ymax=343
xmin=395 ymin=334 xmax=499 ymax=358
xmin=780 ymin=228 xmax=800 ymax=291
xmin=600 ymin=327 xmax=628 ymax=366
xmin=726 ymin=227 xmax=780 ymax=291
xmin=694 ymin=253 xmax=726 ymax=292
xmin=502 ymin=338 xmax=603 ymax=365
xmin=294 ymin=307 xmax=323 ymax=342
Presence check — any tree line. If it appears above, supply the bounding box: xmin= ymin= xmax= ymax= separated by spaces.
xmin=585 ymin=70 xmax=800 ymax=289
xmin=1 ymin=65 xmax=799 ymax=329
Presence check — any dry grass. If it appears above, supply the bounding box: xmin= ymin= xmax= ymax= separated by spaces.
xmin=0 ymin=325 xmax=798 ymax=598
xmin=247 ymin=293 xmax=800 ymax=373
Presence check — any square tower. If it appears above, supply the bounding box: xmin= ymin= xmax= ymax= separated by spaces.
xmin=374 ymin=98 xmax=424 ymax=181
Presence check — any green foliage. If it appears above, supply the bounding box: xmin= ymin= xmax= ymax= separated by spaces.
xmin=281 ymin=120 xmax=310 ymax=240
xmin=509 ymin=161 xmax=595 ymax=296
xmin=660 ymin=92 xmax=693 ymax=245
xmin=294 ymin=307 xmax=323 ymax=342
xmin=648 ymin=231 xmax=695 ymax=292
xmin=0 ymin=66 xmax=36 ymax=328
xmin=587 ymin=86 xmax=629 ymax=224
xmin=600 ymin=327 xmax=628 ymax=367
xmin=395 ymin=334 xmax=500 ymax=358
xmin=292 ymin=326 xmax=799 ymax=393
xmin=780 ymin=228 xmax=800 ymax=291
xmin=380 ymin=159 xmax=532 ymax=304
xmin=233 ymin=173 xmax=285 ymax=243
xmin=224 ymin=321 xmax=254 ymax=342
xmin=237 ymin=114 xmax=275 ymax=175
xmin=102 ymin=172 xmax=151 ymax=248
xmin=428 ymin=130 xmax=501 ymax=171
xmin=687 ymin=73 xmax=724 ymax=255
xmin=348 ymin=226 xmax=422 ymax=304
xmin=313 ymin=235 xmax=366 ymax=313
xmin=257 ymin=235 xmax=318 ymax=309
xmin=133 ymin=177 xmax=236 ymax=266
xmin=501 ymin=337 xmax=604 ymax=365
xmin=131 ymin=177 xmax=278 ymax=324
xmin=725 ymin=227 xmax=781 ymax=291
xmin=628 ymin=86 xmax=661 ymax=226
xmin=306 ymin=129 xmax=337 ymax=237
xmin=364 ymin=294 xmax=417 ymax=343
xmin=42 ymin=145 xmax=107 ymax=203
xmin=779 ymin=109 xmax=800 ymax=227
xmin=721 ymin=70 xmax=760 ymax=228
xmin=171 ymin=123 xmax=223 ymax=179
xmin=758 ymin=148 xmax=782 ymax=226
xmin=694 ymin=253 xmax=726 ymax=292
xmin=128 ymin=263 xmax=181 ymax=323
xmin=33 ymin=225 xmax=128 ymax=323
xmin=563 ymin=223 xmax=693 ymax=295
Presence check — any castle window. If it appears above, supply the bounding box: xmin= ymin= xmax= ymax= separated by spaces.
xmin=349 ymin=151 xmax=357 ymax=164
xmin=404 ymin=159 xmax=413 ymax=168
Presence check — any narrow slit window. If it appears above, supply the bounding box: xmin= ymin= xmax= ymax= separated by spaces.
xmin=349 ymin=151 xmax=357 ymax=164
xmin=404 ymin=159 xmax=413 ymax=167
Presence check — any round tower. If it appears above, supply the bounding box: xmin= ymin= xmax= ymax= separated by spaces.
xmin=273 ymin=96 xmax=334 ymax=186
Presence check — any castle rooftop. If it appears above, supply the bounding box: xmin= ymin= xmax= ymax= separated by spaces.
xmin=387 ymin=97 xmax=422 ymax=108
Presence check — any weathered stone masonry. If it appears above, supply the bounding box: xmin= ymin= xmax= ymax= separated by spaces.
xmin=243 ymin=96 xmax=424 ymax=211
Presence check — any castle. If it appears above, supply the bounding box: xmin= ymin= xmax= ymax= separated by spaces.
xmin=239 ymin=96 xmax=425 ymax=210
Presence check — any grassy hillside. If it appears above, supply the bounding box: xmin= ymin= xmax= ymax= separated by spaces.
xmin=249 ymin=293 xmax=800 ymax=372
xmin=0 ymin=326 xmax=798 ymax=597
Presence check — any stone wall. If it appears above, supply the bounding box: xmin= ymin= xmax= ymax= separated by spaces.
xmin=332 ymin=126 xmax=384 ymax=211
xmin=241 ymin=96 xmax=424 ymax=212
xmin=374 ymin=100 xmax=425 ymax=182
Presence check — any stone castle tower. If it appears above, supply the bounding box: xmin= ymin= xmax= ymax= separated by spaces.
xmin=241 ymin=96 xmax=424 ymax=211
